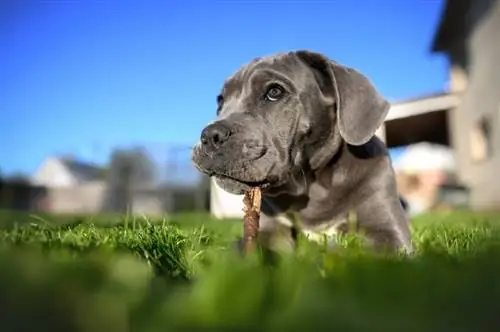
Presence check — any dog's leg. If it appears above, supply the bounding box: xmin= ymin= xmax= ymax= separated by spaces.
xmin=356 ymin=191 xmax=413 ymax=255
xmin=235 ymin=212 xmax=297 ymax=255
xmin=301 ymin=214 xmax=350 ymax=250
xmin=258 ymin=213 xmax=298 ymax=251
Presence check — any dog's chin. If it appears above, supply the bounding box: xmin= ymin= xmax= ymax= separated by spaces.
xmin=214 ymin=177 xmax=249 ymax=195
xmin=213 ymin=176 xmax=272 ymax=195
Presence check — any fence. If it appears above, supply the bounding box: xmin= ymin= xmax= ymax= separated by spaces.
xmin=43 ymin=180 xmax=210 ymax=215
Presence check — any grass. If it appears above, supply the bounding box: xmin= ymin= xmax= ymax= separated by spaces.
xmin=0 ymin=210 xmax=500 ymax=331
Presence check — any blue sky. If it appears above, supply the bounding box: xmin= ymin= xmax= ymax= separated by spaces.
xmin=0 ymin=0 xmax=447 ymax=176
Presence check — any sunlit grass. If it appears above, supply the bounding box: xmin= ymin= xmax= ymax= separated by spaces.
xmin=0 ymin=210 xmax=499 ymax=331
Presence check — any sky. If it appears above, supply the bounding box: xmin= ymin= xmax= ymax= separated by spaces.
xmin=0 ymin=0 xmax=448 ymax=176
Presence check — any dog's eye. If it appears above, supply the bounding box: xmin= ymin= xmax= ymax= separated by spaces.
xmin=265 ymin=84 xmax=284 ymax=102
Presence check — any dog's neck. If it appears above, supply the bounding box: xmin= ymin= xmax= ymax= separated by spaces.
xmin=264 ymin=141 xmax=345 ymax=198
xmin=263 ymin=136 xmax=389 ymax=211
xmin=314 ymin=136 xmax=389 ymax=192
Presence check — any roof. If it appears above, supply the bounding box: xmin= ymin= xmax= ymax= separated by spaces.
xmin=57 ymin=157 xmax=104 ymax=182
xmin=431 ymin=0 xmax=471 ymax=53
xmin=386 ymin=91 xmax=461 ymax=121
xmin=390 ymin=91 xmax=452 ymax=106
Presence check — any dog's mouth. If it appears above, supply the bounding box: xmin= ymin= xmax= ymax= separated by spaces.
xmin=214 ymin=174 xmax=272 ymax=189
xmin=194 ymin=153 xmax=277 ymax=190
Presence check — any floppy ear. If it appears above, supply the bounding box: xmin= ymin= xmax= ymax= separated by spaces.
xmin=295 ymin=50 xmax=390 ymax=146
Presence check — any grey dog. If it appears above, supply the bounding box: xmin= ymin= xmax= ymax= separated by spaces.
xmin=191 ymin=50 xmax=413 ymax=254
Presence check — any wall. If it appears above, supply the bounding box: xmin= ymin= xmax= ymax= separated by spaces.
xmin=46 ymin=181 xmax=106 ymax=214
xmin=46 ymin=182 xmax=205 ymax=215
xmin=449 ymin=65 xmax=469 ymax=92
xmin=31 ymin=158 xmax=76 ymax=188
xmin=130 ymin=190 xmax=164 ymax=216
xmin=210 ymin=178 xmax=245 ymax=219
xmin=451 ymin=0 xmax=500 ymax=209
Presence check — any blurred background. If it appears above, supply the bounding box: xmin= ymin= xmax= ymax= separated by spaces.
xmin=1 ymin=0 xmax=498 ymax=220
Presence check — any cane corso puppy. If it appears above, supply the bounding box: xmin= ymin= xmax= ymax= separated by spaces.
xmin=192 ymin=50 xmax=413 ymax=254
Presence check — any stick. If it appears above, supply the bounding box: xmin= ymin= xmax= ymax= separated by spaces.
xmin=242 ymin=187 xmax=262 ymax=253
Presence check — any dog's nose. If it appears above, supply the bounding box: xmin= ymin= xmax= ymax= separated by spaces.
xmin=200 ymin=122 xmax=231 ymax=150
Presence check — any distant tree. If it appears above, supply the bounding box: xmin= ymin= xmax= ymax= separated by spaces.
xmin=0 ymin=171 xmax=31 ymax=210
xmin=5 ymin=172 xmax=30 ymax=184
xmin=101 ymin=146 xmax=158 ymax=213
xmin=98 ymin=168 xmax=108 ymax=179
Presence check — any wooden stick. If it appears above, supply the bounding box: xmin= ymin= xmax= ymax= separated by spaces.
xmin=242 ymin=187 xmax=262 ymax=253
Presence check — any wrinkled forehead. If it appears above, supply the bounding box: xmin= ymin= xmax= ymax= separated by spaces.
xmin=221 ymin=53 xmax=308 ymax=95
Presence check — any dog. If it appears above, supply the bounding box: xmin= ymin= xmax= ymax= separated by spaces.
xmin=192 ymin=50 xmax=413 ymax=254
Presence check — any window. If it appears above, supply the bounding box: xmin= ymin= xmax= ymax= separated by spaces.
xmin=469 ymin=115 xmax=493 ymax=162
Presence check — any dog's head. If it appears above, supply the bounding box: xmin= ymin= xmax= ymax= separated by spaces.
xmin=191 ymin=50 xmax=390 ymax=195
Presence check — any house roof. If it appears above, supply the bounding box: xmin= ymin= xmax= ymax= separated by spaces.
xmin=431 ymin=0 xmax=471 ymax=53
xmin=58 ymin=157 xmax=104 ymax=182
xmin=386 ymin=91 xmax=461 ymax=121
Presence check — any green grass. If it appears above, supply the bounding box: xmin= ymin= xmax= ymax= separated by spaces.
xmin=1 ymin=210 xmax=500 ymax=331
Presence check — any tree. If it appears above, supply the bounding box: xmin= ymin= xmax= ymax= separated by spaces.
xmin=101 ymin=146 xmax=158 ymax=213
xmin=4 ymin=172 xmax=30 ymax=184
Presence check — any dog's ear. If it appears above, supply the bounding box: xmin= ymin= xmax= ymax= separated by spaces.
xmin=295 ymin=50 xmax=390 ymax=146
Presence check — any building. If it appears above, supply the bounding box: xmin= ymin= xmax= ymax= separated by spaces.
xmin=30 ymin=156 xmax=107 ymax=213
xmin=31 ymin=156 xmax=105 ymax=188
xmin=382 ymin=0 xmax=500 ymax=211
xmin=210 ymin=0 xmax=500 ymax=218
xmin=30 ymin=155 xmax=200 ymax=215
xmin=430 ymin=0 xmax=500 ymax=210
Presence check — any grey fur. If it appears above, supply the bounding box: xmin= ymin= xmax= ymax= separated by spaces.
xmin=192 ymin=50 xmax=413 ymax=254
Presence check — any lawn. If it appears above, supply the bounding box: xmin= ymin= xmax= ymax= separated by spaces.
xmin=1 ymin=210 xmax=500 ymax=332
